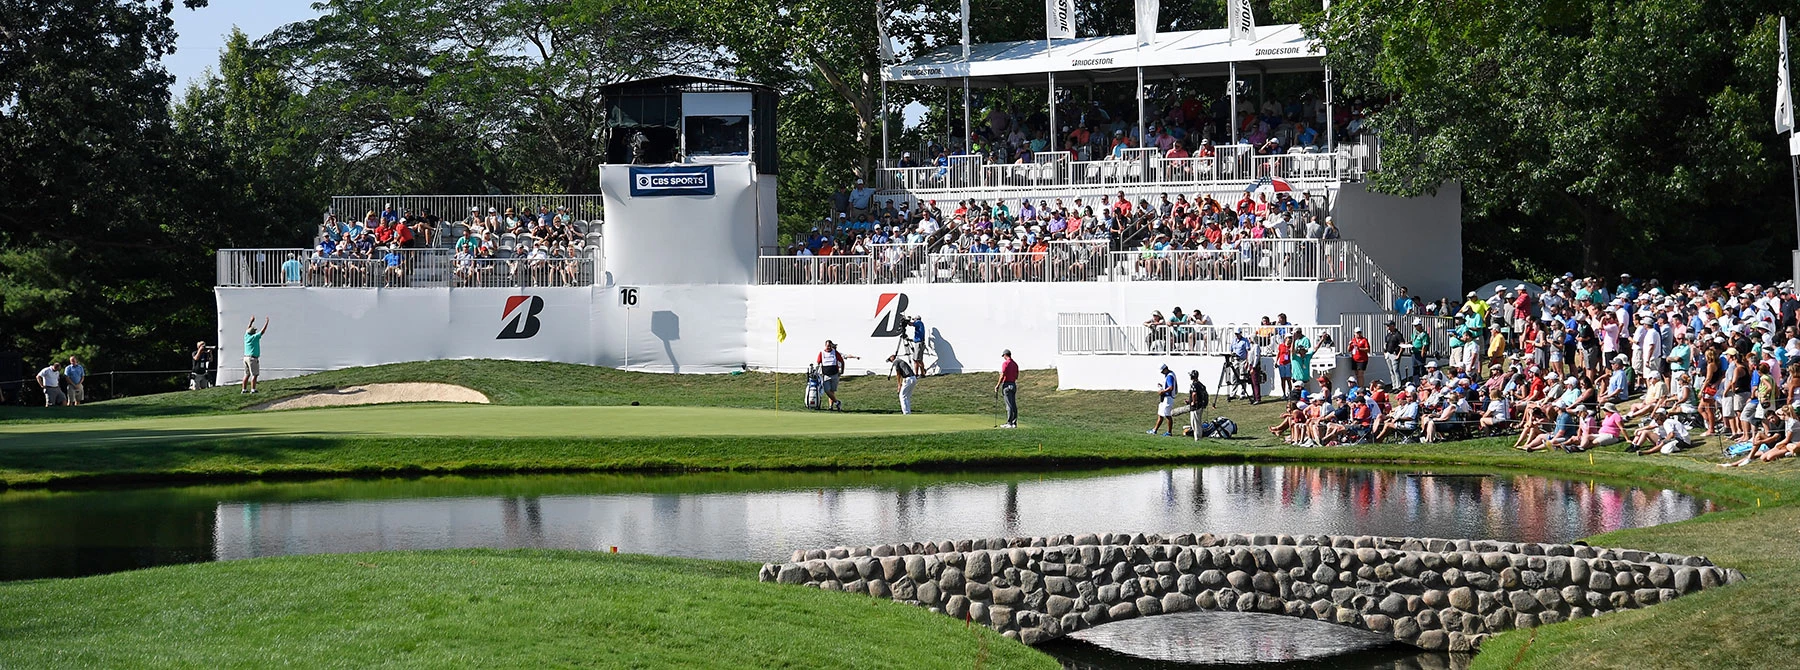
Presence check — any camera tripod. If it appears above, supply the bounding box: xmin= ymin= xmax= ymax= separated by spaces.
xmin=1214 ymin=353 xmax=1259 ymax=404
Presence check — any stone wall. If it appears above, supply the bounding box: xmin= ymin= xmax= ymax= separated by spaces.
xmin=758 ymin=532 xmax=1744 ymax=651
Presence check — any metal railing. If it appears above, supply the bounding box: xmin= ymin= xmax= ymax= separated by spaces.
xmin=217 ymin=248 xmax=595 ymax=288
xmin=756 ymin=238 xmax=1407 ymax=288
xmin=1339 ymin=312 xmax=1457 ymax=359
xmin=877 ymin=137 xmax=1377 ymax=194
xmin=325 ymin=194 xmax=605 ymax=247
xmin=1058 ymin=323 xmax=1341 ymax=356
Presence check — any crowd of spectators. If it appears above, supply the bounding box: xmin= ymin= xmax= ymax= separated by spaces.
xmin=896 ymin=91 xmax=1373 ymax=169
xmin=297 ymin=203 xmax=590 ymax=287
xmin=1261 ymin=274 xmax=1800 ymax=467
xmin=787 ymin=184 xmax=1329 ymax=283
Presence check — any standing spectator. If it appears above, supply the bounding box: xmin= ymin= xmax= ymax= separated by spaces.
xmin=1148 ymin=364 xmax=1178 ymax=436
xmin=1347 ymin=327 xmax=1371 ymax=388
xmin=995 ymin=349 xmax=1019 ymax=428
xmin=280 ymin=253 xmax=303 ymax=285
xmin=888 ymin=354 xmax=917 ymax=414
xmin=1382 ymin=320 xmax=1404 ymax=385
xmin=63 ymin=356 xmax=86 ymax=406
xmin=1410 ymin=319 xmax=1431 ymax=380
xmin=1290 ymin=330 xmax=1314 ymax=396
xmin=192 ymin=341 xmax=214 ymax=390
xmin=849 ymin=179 xmax=875 ymax=221
xmin=242 ymin=317 xmax=269 ymax=394
xmin=36 ymin=360 xmax=64 ymax=407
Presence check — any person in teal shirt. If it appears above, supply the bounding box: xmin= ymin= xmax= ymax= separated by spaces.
xmin=280 ymin=253 xmax=304 ymax=285
xmin=1290 ymin=331 xmax=1314 ymax=392
xmin=242 ymin=316 xmax=269 ymax=395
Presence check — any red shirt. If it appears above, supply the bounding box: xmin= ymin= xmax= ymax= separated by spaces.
xmin=1350 ymin=335 xmax=1371 ymax=363
xmin=1000 ymin=358 xmax=1019 ymax=383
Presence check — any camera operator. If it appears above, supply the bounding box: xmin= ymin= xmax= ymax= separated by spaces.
xmin=191 ymin=341 xmax=214 ymax=390
xmin=1230 ymin=332 xmax=1261 ymax=402
xmin=905 ymin=314 xmax=926 ymax=372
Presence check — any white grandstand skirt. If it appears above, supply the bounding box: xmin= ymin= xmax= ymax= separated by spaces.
xmin=215 ymin=280 xmax=1377 ymax=384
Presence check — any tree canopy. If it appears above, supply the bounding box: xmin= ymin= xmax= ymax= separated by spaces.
xmin=1 ymin=0 xmax=1796 ymax=388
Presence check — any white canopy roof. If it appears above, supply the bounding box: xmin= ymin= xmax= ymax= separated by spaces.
xmin=884 ymin=24 xmax=1322 ymax=88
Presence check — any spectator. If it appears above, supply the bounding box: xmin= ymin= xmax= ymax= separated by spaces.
xmin=281 ymin=253 xmax=303 ymax=285
xmin=242 ymin=317 xmax=269 ymax=394
xmin=36 ymin=360 xmax=64 ymax=407
xmin=191 ymin=341 xmax=213 ymax=390
xmin=64 ymin=356 xmax=86 ymax=406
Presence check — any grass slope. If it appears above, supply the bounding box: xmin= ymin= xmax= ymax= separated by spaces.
xmin=0 ymin=550 xmax=1053 ymax=669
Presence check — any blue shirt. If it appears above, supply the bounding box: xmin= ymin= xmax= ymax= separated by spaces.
xmin=910 ymin=319 xmax=925 ymax=343
xmin=384 ymin=251 xmax=402 ymax=267
xmin=281 ymin=259 xmax=303 ymax=282
xmin=1606 ymin=369 xmax=1629 ymax=400
xmin=1161 ymin=373 xmax=1177 ymax=399
xmin=245 ymin=331 xmax=263 ymax=358
xmin=64 ymin=364 xmax=85 ymax=384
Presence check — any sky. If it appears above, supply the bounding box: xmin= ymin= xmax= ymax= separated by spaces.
xmin=165 ymin=1 xmax=323 ymax=94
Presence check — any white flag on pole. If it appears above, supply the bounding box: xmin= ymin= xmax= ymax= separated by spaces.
xmin=962 ymin=0 xmax=972 ymax=58
xmin=875 ymin=0 xmax=895 ymax=63
xmin=1227 ymin=0 xmax=1257 ymax=43
xmin=1046 ymin=0 xmax=1075 ymax=41
xmin=1779 ymin=16 xmax=1794 ymax=134
xmin=1134 ymin=0 xmax=1159 ymax=46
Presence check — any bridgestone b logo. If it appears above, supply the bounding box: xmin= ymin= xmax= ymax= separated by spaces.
xmin=871 ymin=292 xmax=910 ymax=338
xmin=498 ymin=295 xmax=545 ymax=340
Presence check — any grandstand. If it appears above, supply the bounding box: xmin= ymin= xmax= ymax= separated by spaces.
xmin=214 ymin=28 xmax=1461 ymax=393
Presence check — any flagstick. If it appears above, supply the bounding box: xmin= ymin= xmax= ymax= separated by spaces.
xmin=775 ymin=340 xmax=781 ymax=412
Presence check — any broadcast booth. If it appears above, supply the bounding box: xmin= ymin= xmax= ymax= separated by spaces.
xmin=597 ymin=76 xmax=780 ymax=286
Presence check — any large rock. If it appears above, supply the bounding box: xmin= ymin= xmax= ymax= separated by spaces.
xmin=939 ymin=567 xmax=966 ymax=594
xmin=967 ymin=552 xmax=992 ymax=582
xmin=776 ymin=564 xmax=809 ymax=584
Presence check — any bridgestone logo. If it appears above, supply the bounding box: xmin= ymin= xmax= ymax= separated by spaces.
xmin=900 ymin=67 xmax=944 ymax=77
xmin=1071 ymin=58 xmax=1113 ymax=67
xmin=1254 ymin=47 xmax=1302 ymax=56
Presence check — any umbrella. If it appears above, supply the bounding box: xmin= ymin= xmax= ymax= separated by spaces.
xmin=1245 ymin=177 xmax=1294 ymax=194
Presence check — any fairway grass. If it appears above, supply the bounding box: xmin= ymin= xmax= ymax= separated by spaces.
xmin=0 ymin=405 xmax=998 ymax=450
xmin=0 ymin=550 xmax=1054 ymax=670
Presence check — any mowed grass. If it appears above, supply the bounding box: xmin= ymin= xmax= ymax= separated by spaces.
xmin=0 ymin=550 xmax=1054 ymax=670
xmin=0 ymin=405 xmax=998 ymax=449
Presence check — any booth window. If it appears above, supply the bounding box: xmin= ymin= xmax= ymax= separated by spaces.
xmin=684 ymin=115 xmax=750 ymax=156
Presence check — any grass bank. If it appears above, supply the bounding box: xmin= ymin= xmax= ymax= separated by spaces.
xmin=0 ymin=550 xmax=1053 ymax=669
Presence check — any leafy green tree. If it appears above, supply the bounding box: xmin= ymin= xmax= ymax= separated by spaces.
xmin=1307 ymin=0 xmax=1794 ymax=281
xmin=0 ymin=0 xmax=211 ymax=383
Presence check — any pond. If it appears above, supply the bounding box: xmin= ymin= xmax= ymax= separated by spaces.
xmin=0 ymin=465 xmax=1712 ymax=668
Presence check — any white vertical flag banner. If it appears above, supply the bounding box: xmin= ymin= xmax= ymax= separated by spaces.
xmin=1778 ymin=16 xmax=1794 ymax=135
xmin=1227 ymin=0 xmax=1257 ymax=43
xmin=1046 ymin=0 xmax=1074 ymax=40
xmin=875 ymin=0 xmax=895 ymax=63
xmin=1134 ymin=0 xmax=1159 ymax=46
xmin=961 ymin=0 xmax=972 ymax=58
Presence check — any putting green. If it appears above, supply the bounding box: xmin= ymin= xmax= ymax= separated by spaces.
xmin=0 ymin=405 xmax=997 ymax=450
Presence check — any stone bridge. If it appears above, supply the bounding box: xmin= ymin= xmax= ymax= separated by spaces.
xmin=759 ymin=532 xmax=1743 ymax=651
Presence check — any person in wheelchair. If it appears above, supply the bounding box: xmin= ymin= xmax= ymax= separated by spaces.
xmin=1421 ymin=382 xmax=1476 ymax=443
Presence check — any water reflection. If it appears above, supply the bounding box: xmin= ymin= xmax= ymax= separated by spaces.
xmin=1043 ymin=613 xmax=1470 ymax=670
xmin=0 ymin=465 xmax=1711 ymax=582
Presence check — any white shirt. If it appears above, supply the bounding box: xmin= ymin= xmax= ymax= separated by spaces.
xmin=37 ymin=366 xmax=59 ymax=387
xmin=1660 ymin=417 xmax=1690 ymax=442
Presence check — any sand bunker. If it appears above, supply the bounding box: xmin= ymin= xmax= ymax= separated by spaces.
xmin=250 ymin=383 xmax=490 ymax=411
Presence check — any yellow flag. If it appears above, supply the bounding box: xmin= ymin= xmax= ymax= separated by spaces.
xmin=776 ymin=318 xmax=787 ymax=343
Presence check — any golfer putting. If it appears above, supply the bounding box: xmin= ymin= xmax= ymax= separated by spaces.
xmin=994 ymin=349 xmax=1018 ymax=428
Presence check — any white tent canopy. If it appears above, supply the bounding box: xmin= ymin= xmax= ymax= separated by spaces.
xmin=884 ymin=24 xmax=1323 ymax=87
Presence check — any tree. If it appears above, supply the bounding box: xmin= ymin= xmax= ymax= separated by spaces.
xmin=0 ymin=0 xmax=210 ymax=382
xmin=262 ymin=0 xmax=708 ymax=196
xmin=1308 ymin=0 xmax=1794 ymax=281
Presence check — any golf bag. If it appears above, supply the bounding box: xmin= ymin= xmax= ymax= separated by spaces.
xmin=1184 ymin=417 xmax=1240 ymax=439
xmin=804 ymin=364 xmax=822 ymax=410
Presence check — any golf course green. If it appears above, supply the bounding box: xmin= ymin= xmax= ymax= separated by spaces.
xmin=2 ymin=359 xmax=1797 ymax=669
xmin=0 ymin=404 xmax=998 ymax=450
